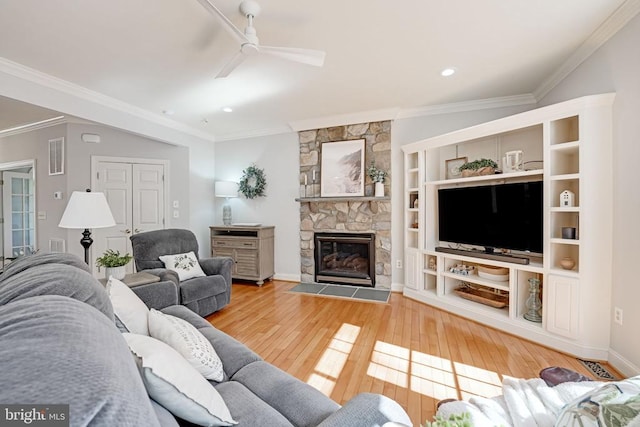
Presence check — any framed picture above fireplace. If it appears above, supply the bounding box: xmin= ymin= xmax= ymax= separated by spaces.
xmin=320 ymin=139 xmax=365 ymax=197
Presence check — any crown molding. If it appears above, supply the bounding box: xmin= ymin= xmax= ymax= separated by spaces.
xmin=0 ymin=115 xmax=67 ymax=138
xmin=396 ymin=94 xmax=537 ymax=120
xmin=0 ymin=57 xmax=216 ymax=144
xmin=213 ymin=124 xmax=294 ymax=142
xmin=534 ymin=0 xmax=640 ymax=100
xmin=288 ymin=108 xmax=400 ymax=132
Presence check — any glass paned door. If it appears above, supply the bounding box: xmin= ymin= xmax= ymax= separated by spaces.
xmin=3 ymin=172 xmax=35 ymax=258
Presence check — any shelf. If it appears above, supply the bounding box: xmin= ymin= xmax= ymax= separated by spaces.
xmin=442 ymin=271 xmax=510 ymax=292
xmin=407 ymin=187 xmax=419 ymax=192
xmin=407 ymin=208 xmax=419 ymax=212
xmin=408 ymin=167 xmax=419 ymax=173
xmin=407 ymin=227 xmax=419 ymax=232
xmin=550 ymin=238 xmax=580 ymax=245
xmin=427 ymin=169 xmax=543 ymax=186
xmin=423 ymin=268 xmax=437 ymax=276
xmin=441 ymin=293 xmax=510 ymax=317
xmin=549 ymin=173 xmax=580 ymax=181
xmin=550 ymin=141 xmax=579 ymax=152
xmin=550 ymin=207 xmax=581 ymax=213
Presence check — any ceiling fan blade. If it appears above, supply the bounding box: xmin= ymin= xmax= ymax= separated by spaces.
xmin=259 ymin=45 xmax=326 ymax=67
xmin=215 ymin=51 xmax=247 ymax=79
xmin=196 ymin=0 xmax=249 ymax=45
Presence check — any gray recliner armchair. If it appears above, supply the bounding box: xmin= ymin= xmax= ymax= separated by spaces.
xmin=130 ymin=229 xmax=233 ymax=317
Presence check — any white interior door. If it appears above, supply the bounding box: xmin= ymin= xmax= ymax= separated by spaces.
xmin=92 ymin=160 xmax=166 ymax=277
xmin=133 ymin=163 xmax=164 ymax=234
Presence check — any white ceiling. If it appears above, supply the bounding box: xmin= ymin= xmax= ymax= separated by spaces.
xmin=0 ymin=0 xmax=636 ymax=142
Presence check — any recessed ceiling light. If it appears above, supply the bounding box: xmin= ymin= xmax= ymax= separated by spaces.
xmin=162 ymin=109 xmax=175 ymax=115
xmin=441 ymin=68 xmax=457 ymax=77
xmin=222 ymin=107 xmax=233 ymax=113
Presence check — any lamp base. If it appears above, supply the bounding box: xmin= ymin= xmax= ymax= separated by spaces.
xmin=223 ymin=204 xmax=232 ymax=226
xmin=80 ymin=228 xmax=93 ymax=265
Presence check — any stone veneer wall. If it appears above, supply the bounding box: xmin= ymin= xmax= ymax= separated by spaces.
xmin=298 ymin=121 xmax=392 ymax=288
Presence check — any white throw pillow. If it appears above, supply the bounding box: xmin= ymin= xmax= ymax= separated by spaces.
xmin=123 ymin=333 xmax=236 ymax=427
xmin=159 ymin=251 xmax=206 ymax=281
xmin=106 ymin=276 xmax=150 ymax=336
xmin=148 ymin=309 xmax=224 ymax=382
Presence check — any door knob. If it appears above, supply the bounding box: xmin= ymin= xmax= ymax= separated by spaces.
xmin=121 ymin=229 xmax=131 ymax=234
xmin=134 ymin=228 xmax=142 ymax=234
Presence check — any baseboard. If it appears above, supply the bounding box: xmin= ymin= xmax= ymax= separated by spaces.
xmin=390 ymin=282 xmax=405 ymax=292
xmin=273 ymin=273 xmax=301 ymax=282
xmin=608 ymin=349 xmax=640 ymax=377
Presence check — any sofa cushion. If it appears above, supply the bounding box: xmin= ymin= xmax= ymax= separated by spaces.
xmin=232 ymin=361 xmax=339 ymax=427
xmin=0 ymin=295 xmax=160 ymax=426
xmin=123 ymin=333 xmax=236 ymax=427
xmin=148 ymin=309 xmax=224 ymax=381
xmin=107 ymin=276 xmax=150 ymax=335
xmin=159 ymin=251 xmax=206 ymax=281
xmin=161 ymin=305 xmax=262 ymax=379
xmin=0 ymin=252 xmax=91 ymax=281
xmin=214 ymin=381 xmax=294 ymax=427
xmin=0 ymin=263 xmax=113 ymax=320
xmin=180 ymin=275 xmax=228 ymax=303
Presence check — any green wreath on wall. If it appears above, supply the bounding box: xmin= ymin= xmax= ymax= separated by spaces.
xmin=238 ymin=164 xmax=267 ymax=199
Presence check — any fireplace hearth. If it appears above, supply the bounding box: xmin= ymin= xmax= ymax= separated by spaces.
xmin=314 ymin=232 xmax=375 ymax=287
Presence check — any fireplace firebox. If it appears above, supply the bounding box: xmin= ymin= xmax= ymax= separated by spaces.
xmin=314 ymin=232 xmax=375 ymax=287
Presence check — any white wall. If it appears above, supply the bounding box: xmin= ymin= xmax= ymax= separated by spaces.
xmin=214 ymin=133 xmax=300 ymax=281
xmin=537 ymin=13 xmax=640 ymax=376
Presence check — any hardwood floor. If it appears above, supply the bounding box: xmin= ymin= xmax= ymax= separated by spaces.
xmin=207 ymin=280 xmax=603 ymax=426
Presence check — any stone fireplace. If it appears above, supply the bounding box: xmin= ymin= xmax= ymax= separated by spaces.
xmin=298 ymin=121 xmax=391 ymax=288
xmin=315 ymin=232 xmax=375 ymax=286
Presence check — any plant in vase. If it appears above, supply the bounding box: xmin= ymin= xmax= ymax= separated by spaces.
xmin=458 ymin=158 xmax=498 ymax=177
xmin=367 ymin=161 xmax=387 ymax=197
xmin=96 ymin=249 xmax=132 ymax=280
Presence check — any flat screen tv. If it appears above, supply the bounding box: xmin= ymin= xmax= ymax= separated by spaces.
xmin=438 ymin=181 xmax=543 ymax=254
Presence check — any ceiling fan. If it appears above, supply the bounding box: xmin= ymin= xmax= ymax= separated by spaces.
xmin=196 ymin=0 xmax=326 ymax=78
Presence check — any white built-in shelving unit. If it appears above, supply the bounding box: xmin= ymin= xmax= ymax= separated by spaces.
xmin=401 ymin=94 xmax=615 ymax=359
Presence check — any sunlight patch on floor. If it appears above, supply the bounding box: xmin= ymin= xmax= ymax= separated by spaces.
xmin=307 ymin=323 xmax=361 ymax=396
xmin=366 ymin=340 xmax=502 ymax=401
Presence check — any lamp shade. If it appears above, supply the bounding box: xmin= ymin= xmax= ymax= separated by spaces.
xmin=215 ymin=181 xmax=238 ymax=198
xmin=59 ymin=191 xmax=116 ymax=229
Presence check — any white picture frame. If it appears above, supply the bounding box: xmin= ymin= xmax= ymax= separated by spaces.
xmin=49 ymin=137 xmax=64 ymax=175
xmin=320 ymin=139 xmax=365 ymax=197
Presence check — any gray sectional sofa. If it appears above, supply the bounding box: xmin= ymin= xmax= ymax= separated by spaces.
xmin=0 ymin=253 xmax=412 ymax=427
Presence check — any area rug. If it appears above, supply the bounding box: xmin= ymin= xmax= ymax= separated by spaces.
xmin=287 ymin=282 xmax=390 ymax=303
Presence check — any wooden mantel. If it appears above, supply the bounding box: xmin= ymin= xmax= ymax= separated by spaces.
xmin=295 ymin=196 xmax=390 ymax=203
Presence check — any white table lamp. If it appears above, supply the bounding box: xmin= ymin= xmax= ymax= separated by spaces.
xmin=59 ymin=189 xmax=116 ymax=264
xmin=215 ymin=181 xmax=238 ymax=225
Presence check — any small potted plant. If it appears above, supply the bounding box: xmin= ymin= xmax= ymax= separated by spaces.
xmin=458 ymin=158 xmax=498 ymax=177
xmin=367 ymin=161 xmax=388 ymax=197
xmin=96 ymin=249 xmax=132 ymax=280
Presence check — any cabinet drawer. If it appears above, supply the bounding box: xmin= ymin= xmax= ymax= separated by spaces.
xmin=212 ymin=238 xmax=258 ymax=249
xmin=211 ymin=247 xmax=234 ymax=258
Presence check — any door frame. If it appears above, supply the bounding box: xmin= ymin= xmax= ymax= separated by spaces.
xmin=0 ymin=159 xmax=37 ymax=264
xmin=90 ymin=155 xmax=170 ymax=229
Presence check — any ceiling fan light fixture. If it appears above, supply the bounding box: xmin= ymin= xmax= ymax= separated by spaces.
xmin=441 ymin=67 xmax=457 ymax=77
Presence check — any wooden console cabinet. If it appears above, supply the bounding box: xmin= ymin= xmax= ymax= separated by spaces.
xmin=210 ymin=225 xmax=274 ymax=285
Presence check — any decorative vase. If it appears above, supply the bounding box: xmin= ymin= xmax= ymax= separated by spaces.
xmin=375 ymin=182 xmax=384 ymax=197
xmin=560 ymin=257 xmax=576 ymax=270
xmin=523 ymin=277 xmax=543 ymax=323
xmin=105 ymin=265 xmax=126 ymax=280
